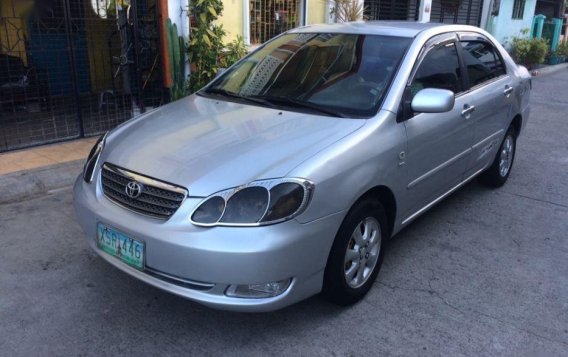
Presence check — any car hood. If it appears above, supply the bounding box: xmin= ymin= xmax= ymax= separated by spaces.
xmin=103 ymin=95 xmax=366 ymax=196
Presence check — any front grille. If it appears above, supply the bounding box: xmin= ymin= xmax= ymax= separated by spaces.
xmin=100 ymin=163 xmax=187 ymax=220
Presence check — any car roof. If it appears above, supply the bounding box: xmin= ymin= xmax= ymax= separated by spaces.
xmin=291 ymin=21 xmax=461 ymax=38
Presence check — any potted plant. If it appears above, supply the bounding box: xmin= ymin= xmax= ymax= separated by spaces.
xmin=556 ymin=41 xmax=568 ymax=62
xmin=509 ymin=32 xmax=548 ymax=69
xmin=549 ymin=49 xmax=564 ymax=65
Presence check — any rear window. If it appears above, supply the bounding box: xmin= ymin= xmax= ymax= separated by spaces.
xmin=460 ymin=41 xmax=506 ymax=87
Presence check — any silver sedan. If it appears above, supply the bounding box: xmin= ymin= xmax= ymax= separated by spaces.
xmin=74 ymin=21 xmax=531 ymax=312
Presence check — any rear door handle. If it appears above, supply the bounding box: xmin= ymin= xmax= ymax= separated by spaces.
xmin=504 ymin=85 xmax=514 ymax=96
xmin=461 ymin=104 xmax=475 ymax=118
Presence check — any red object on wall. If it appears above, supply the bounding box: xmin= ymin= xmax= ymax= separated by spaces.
xmin=157 ymin=0 xmax=172 ymax=88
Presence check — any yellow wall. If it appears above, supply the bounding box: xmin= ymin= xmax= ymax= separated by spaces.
xmin=84 ymin=3 xmax=115 ymax=91
xmin=308 ymin=0 xmax=327 ymax=25
xmin=0 ymin=0 xmax=33 ymax=64
xmin=219 ymin=0 xmax=244 ymax=42
xmin=218 ymin=0 xmax=327 ymax=42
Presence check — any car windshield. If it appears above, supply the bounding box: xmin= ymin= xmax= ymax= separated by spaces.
xmin=202 ymin=33 xmax=412 ymax=118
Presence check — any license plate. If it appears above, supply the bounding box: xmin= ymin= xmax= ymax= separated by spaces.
xmin=96 ymin=223 xmax=145 ymax=270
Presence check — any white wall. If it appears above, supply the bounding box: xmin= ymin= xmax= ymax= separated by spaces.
xmin=168 ymin=0 xmax=190 ymax=39
xmin=167 ymin=0 xmax=190 ymax=75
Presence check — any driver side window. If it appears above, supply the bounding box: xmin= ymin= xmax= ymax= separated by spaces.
xmin=409 ymin=42 xmax=463 ymax=98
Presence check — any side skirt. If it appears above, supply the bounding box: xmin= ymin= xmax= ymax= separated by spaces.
xmin=401 ymin=166 xmax=487 ymax=226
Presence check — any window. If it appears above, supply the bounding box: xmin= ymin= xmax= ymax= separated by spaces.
xmin=460 ymin=41 xmax=506 ymax=87
xmin=512 ymin=0 xmax=526 ymax=19
xmin=206 ymin=33 xmax=412 ymax=117
xmin=492 ymin=0 xmax=501 ymax=16
xmin=409 ymin=42 xmax=463 ymax=97
xmin=250 ymin=0 xmax=301 ymax=44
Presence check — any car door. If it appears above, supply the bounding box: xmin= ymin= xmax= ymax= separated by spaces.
xmin=400 ymin=33 xmax=474 ymax=220
xmin=458 ymin=34 xmax=515 ymax=177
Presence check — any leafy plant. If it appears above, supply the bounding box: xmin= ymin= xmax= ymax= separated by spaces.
xmin=106 ymin=0 xmax=130 ymax=18
xmin=509 ymin=32 xmax=548 ymax=69
xmin=187 ymin=0 xmax=226 ymax=93
xmin=556 ymin=41 xmax=568 ymax=57
xmin=220 ymin=36 xmax=247 ymax=69
xmin=330 ymin=0 xmax=365 ymax=22
xmin=186 ymin=0 xmax=248 ymax=93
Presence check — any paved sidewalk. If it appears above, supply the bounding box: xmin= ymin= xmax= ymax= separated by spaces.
xmin=0 ymin=137 xmax=96 ymax=204
xmin=0 ymin=137 xmax=97 ymax=175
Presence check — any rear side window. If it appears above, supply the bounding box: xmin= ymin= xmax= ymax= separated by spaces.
xmin=410 ymin=42 xmax=463 ymax=97
xmin=460 ymin=41 xmax=506 ymax=87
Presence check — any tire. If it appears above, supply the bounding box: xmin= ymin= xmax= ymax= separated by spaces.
xmin=322 ymin=198 xmax=388 ymax=306
xmin=479 ymin=126 xmax=517 ymax=188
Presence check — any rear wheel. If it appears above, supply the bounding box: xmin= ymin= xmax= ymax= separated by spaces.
xmin=480 ymin=126 xmax=516 ymax=187
xmin=322 ymin=198 xmax=388 ymax=305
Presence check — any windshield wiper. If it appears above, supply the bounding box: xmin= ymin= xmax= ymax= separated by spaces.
xmin=201 ymin=88 xmax=276 ymax=108
xmin=251 ymin=95 xmax=347 ymax=118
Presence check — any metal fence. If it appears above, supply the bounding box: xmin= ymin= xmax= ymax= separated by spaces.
xmin=0 ymin=0 xmax=164 ymax=152
xmin=363 ymin=0 xmax=482 ymax=26
xmin=430 ymin=0 xmax=483 ymax=26
xmin=250 ymin=0 xmax=301 ymax=44
xmin=364 ymin=0 xmax=420 ymax=21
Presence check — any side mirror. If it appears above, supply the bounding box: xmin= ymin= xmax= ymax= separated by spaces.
xmin=411 ymin=88 xmax=455 ymax=113
xmin=215 ymin=68 xmax=227 ymax=79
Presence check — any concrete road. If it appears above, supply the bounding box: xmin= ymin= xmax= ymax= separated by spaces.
xmin=1 ymin=71 xmax=567 ymax=357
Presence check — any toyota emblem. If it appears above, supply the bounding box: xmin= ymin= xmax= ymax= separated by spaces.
xmin=125 ymin=181 xmax=143 ymax=199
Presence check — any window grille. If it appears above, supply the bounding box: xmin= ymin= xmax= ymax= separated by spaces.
xmin=364 ymin=0 xmax=420 ymax=21
xmin=430 ymin=0 xmax=484 ymax=26
xmin=512 ymin=0 xmax=526 ymax=19
xmin=250 ymin=0 xmax=301 ymax=44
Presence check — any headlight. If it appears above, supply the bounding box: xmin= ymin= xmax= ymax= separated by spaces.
xmin=190 ymin=178 xmax=314 ymax=226
xmin=83 ymin=132 xmax=107 ymax=183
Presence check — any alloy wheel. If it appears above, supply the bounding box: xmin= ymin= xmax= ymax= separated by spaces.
xmin=344 ymin=217 xmax=382 ymax=288
xmin=499 ymin=134 xmax=514 ymax=177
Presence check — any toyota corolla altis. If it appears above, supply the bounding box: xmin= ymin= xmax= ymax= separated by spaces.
xmin=74 ymin=22 xmax=531 ymax=312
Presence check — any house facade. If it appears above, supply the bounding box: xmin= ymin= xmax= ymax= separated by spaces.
xmin=487 ymin=0 xmax=539 ymax=44
xmin=487 ymin=0 xmax=566 ymax=45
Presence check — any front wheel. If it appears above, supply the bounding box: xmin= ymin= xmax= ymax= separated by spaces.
xmin=322 ymin=198 xmax=388 ymax=306
xmin=479 ymin=126 xmax=517 ymax=187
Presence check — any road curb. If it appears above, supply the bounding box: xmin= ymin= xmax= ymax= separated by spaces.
xmin=0 ymin=160 xmax=83 ymax=204
xmin=533 ymin=62 xmax=568 ymax=76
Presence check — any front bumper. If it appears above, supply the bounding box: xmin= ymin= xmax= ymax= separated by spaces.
xmin=73 ymin=176 xmax=344 ymax=312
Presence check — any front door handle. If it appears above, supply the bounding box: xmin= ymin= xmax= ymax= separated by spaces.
xmin=504 ymin=85 xmax=514 ymax=96
xmin=461 ymin=104 xmax=475 ymax=118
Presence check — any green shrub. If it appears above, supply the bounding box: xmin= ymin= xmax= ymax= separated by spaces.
xmin=509 ymin=35 xmax=549 ymax=68
xmin=187 ymin=0 xmax=248 ymax=93
xmin=556 ymin=41 xmax=568 ymax=57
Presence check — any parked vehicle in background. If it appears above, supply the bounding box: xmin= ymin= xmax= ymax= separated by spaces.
xmin=0 ymin=54 xmax=49 ymax=112
xmin=74 ymin=22 xmax=531 ymax=312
